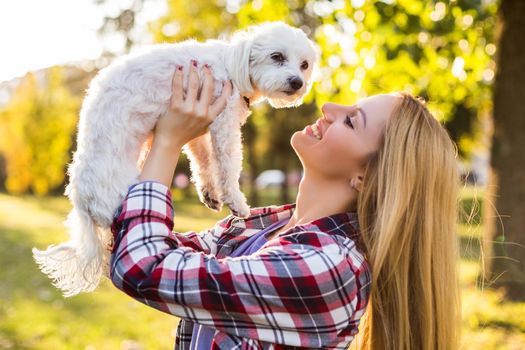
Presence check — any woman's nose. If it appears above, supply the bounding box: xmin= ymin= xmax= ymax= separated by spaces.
xmin=321 ymin=102 xmax=358 ymax=122
xmin=321 ymin=103 xmax=338 ymax=122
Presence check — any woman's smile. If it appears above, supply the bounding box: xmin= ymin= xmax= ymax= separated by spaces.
xmin=302 ymin=119 xmax=324 ymax=140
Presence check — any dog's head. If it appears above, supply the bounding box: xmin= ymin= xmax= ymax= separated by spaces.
xmin=228 ymin=22 xmax=319 ymax=108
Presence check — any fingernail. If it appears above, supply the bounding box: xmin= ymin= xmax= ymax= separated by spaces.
xmin=177 ymin=65 xmax=183 ymax=71
xmin=191 ymin=60 xmax=198 ymax=67
xmin=204 ymin=63 xmax=211 ymax=69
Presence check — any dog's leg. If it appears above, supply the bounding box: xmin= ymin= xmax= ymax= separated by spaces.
xmin=209 ymin=94 xmax=250 ymax=218
xmin=184 ymin=133 xmax=222 ymax=211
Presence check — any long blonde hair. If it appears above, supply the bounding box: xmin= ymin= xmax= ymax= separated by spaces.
xmin=352 ymin=92 xmax=461 ymax=350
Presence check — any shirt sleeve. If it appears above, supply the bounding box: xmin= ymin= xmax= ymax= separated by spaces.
xmin=110 ymin=181 xmax=370 ymax=348
xmin=111 ymin=181 xmax=232 ymax=256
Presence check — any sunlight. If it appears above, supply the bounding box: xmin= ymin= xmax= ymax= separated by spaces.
xmin=0 ymin=0 xmax=166 ymax=83
xmin=0 ymin=0 xmax=102 ymax=83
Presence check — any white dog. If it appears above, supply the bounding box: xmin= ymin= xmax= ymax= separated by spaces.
xmin=32 ymin=21 xmax=318 ymax=297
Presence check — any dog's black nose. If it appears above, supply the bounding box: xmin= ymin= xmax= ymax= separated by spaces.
xmin=288 ymin=76 xmax=303 ymax=91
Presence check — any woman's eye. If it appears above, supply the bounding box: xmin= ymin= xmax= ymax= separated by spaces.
xmin=345 ymin=115 xmax=354 ymax=129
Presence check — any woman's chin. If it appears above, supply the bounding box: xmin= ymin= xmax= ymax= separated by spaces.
xmin=290 ymin=132 xmax=302 ymax=153
xmin=290 ymin=131 xmax=304 ymax=150
xmin=291 ymin=131 xmax=316 ymax=161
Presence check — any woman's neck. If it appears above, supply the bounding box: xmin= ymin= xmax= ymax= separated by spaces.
xmin=279 ymin=171 xmax=358 ymax=233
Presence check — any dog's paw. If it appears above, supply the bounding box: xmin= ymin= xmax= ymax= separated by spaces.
xmin=222 ymin=190 xmax=250 ymax=218
xmin=201 ymin=190 xmax=223 ymax=212
xmin=226 ymin=200 xmax=250 ymax=218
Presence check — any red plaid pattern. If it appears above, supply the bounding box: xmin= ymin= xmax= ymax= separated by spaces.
xmin=110 ymin=181 xmax=371 ymax=349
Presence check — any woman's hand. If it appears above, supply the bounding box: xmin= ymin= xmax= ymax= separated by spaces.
xmin=154 ymin=61 xmax=233 ymax=148
xmin=138 ymin=61 xmax=232 ymax=187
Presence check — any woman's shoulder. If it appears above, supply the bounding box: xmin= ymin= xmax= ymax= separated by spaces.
xmin=265 ymin=223 xmax=371 ymax=296
xmin=260 ymin=212 xmax=366 ymax=263
xmin=282 ymin=211 xmax=361 ymax=246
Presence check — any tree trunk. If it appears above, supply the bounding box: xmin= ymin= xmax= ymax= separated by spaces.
xmin=0 ymin=155 xmax=6 ymax=192
xmin=482 ymin=0 xmax=525 ymax=301
xmin=243 ymin=116 xmax=259 ymax=207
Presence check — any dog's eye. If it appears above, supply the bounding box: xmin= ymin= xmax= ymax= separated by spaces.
xmin=271 ymin=52 xmax=285 ymax=63
xmin=301 ymin=61 xmax=309 ymax=70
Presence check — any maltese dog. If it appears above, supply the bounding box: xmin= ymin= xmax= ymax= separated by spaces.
xmin=33 ymin=21 xmax=318 ymax=296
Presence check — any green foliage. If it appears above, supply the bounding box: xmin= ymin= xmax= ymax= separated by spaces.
xmin=149 ymin=0 xmax=238 ymax=42
xmin=0 ymin=68 xmax=79 ymax=195
xmin=146 ymin=0 xmax=497 ymax=165
xmin=237 ymin=0 xmax=294 ymax=26
xmin=0 ymin=1 xmax=499 ymax=184
xmin=308 ymin=0 xmax=497 ymax=156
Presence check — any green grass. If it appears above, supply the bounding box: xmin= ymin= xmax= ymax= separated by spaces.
xmin=0 ymin=187 xmax=524 ymax=349
xmin=457 ymin=186 xmax=525 ymax=350
xmin=0 ymin=192 xmax=227 ymax=350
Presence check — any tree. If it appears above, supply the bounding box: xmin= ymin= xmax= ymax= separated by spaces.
xmin=95 ymin=0 xmax=499 ymax=203
xmin=482 ymin=0 xmax=525 ymax=301
xmin=0 ymin=68 xmax=79 ymax=195
xmin=95 ymin=0 xmax=144 ymax=57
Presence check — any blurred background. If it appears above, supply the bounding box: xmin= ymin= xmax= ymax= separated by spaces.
xmin=0 ymin=0 xmax=524 ymax=349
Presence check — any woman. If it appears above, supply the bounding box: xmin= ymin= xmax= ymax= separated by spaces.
xmin=110 ymin=61 xmax=460 ymax=350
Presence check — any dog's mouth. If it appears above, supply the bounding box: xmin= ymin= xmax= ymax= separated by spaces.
xmin=282 ymin=90 xmax=297 ymax=96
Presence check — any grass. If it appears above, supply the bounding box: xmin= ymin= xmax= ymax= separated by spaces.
xmin=0 ymin=187 xmax=524 ymax=349
xmin=457 ymin=185 xmax=525 ymax=350
xmin=0 ymin=192 xmax=228 ymax=350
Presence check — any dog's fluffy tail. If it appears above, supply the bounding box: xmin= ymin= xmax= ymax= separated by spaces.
xmin=32 ymin=206 xmax=109 ymax=297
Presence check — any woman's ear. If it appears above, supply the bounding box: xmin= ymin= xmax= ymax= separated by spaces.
xmin=350 ymin=175 xmax=364 ymax=192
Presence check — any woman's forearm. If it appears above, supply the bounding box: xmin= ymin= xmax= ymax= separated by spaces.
xmin=138 ymin=137 xmax=183 ymax=187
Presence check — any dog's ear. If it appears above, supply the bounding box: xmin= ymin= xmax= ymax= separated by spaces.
xmin=226 ymin=34 xmax=254 ymax=95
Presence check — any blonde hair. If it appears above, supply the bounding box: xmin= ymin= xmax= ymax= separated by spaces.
xmin=351 ymin=92 xmax=461 ymax=350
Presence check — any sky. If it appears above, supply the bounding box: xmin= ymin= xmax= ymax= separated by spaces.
xmin=0 ymin=0 xmax=166 ymax=84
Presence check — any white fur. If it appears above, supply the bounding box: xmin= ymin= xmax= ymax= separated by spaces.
xmin=32 ymin=21 xmax=318 ymax=296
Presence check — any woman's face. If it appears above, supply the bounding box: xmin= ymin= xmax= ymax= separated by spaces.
xmin=291 ymin=94 xmax=398 ymax=181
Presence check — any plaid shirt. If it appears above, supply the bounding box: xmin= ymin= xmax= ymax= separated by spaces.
xmin=110 ymin=181 xmax=371 ymax=350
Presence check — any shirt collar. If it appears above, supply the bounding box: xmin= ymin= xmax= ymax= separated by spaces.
xmin=231 ymin=203 xmax=361 ymax=241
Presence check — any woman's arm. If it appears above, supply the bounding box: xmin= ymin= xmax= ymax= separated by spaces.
xmin=137 ymin=137 xmax=182 ymax=187
xmin=117 ymin=62 xmax=233 ymax=255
